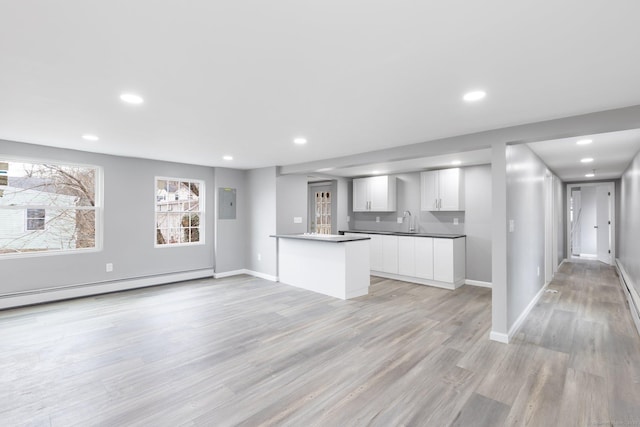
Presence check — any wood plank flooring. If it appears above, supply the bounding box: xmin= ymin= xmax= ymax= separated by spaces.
xmin=1 ymin=260 xmax=639 ymax=426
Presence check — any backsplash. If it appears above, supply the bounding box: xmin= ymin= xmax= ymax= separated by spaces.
xmin=352 ymin=211 xmax=465 ymax=235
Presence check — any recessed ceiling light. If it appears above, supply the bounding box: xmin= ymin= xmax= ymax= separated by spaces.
xmin=451 ymin=160 xmax=462 ymax=166
xmin=120 ymin=93 xmax=144 ymax=104
xmin=463 ymin=90 xmax=486 ymax=102
xmin=585 ymin=173 xmax=595 ymax=178
xmin=576 ymin=139 xmax=592 ymax=145
xmin=371 ymin=170 xmax=381 ymax=175
xmin=581 ymin=157 xmax=594 ymax=163
xmin=316 ymin=167 xmax=334 ymax=172
xmin=223 ymin=155 xmax=233 ymax=161
xmin=293 ymin=137 xmax=307 ymax=145
xmin=82 ymin=134 xmax=99 ymax=141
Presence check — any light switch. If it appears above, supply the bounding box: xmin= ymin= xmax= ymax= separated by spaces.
xmin=376 ymin=216 xmax=380 ymax=223
xmin=397 ymin=217 xmax=403 ymax=224
xmin=293 ymin=217 xmax=302 ymax=224
xmin=509 ymin=219 xmax=515 ymax=232
xmin=453 ymin=218 xmax=459 ymax=225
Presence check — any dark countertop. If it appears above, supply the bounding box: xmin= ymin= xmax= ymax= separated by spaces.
xmin=339 ymin=230 xmax=466 ymax=239
xmin=270 ymin=233 xmax=371 ymax=243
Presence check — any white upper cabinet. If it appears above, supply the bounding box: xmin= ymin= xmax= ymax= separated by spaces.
xmin=420 ymin=168 xmax=465 ymax=211
xmin=352 ymin=175 xmax=397 ymax=212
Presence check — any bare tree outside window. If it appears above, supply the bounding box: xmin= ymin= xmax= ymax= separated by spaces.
xmin=155 ymin=178 xmax=203 ymax=246
xmin=0 ymin=160 xmax=99 ymax=256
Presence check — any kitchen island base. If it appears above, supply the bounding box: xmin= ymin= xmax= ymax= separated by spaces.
xmin=274 ymin=235 xmax=370 ymax=300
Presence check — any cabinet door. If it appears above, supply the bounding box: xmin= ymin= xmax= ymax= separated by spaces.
xmin=352 ymin=178 xmax=370 ymax=212
xmin=369 ymin=234 xmax=384 ymax=271
xmin=398 ymin=236 xmax=415 ymax=276
xmin=438 ymin=168 xmax=464 ymax=211
xmin=433 ymin=238 xmax=454 ymax=282
xmin=415 ymin=237 xmax=434 ymax=279
xmin=381 ymin=235 xmax=399 ymax=274
xmin=369 ymin=176 xmax=396 ymax=211
xmin=420 ymin=171 xmax=439 ymax=211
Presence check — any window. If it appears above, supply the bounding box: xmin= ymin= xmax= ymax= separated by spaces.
xmin=0 ymin=159 xmax=101 ymax=256
xmin=155 ymin=178 xmax=203 ymax=246
xmin=26 ymin=209 xmax=45 ymax=231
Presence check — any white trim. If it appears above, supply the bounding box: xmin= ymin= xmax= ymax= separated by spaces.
xmin=214 ymin=268 xmax=278 ymax=282
xmin=507 ymin=284 xmax=547 ymax=340
xmin=489 ymin=331 xmax=509 ymax=343
xmin=465 ymin=279 xmax=492 ymax=288
xmin=615 ymin=259 xmax=640 ymax=337
xmin=0 ymin=268 xmax=214 ymax=310
xmin=245 ymin=270 xmax=278 ymax=282
xmin=370 ymin=271 xmax=462 ymax=290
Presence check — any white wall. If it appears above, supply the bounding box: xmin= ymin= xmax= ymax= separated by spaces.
xmin=246 ymin=167 xmax=277 ymax=278
xmin=619 ymin=148 xmax=640 ymax=300
xmin=464 ymin=165 xmax=492 ymax=283
xmin=214 ymin=167 xmax=246 ymax=273
xmin=505 ymin=144 xmax=548 ymax=328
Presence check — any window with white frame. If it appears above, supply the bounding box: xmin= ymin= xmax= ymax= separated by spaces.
xmin=0 ymin=159 xmax=100 ymax=256
xmin=155 ymin=178 xmax=203 ymax=246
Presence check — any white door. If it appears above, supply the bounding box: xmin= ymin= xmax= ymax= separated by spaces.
xmin=398 ymin=236 xmax=415 ymax=276
xmin=352 ymin=178 xmax=369 ymax=212
xmin=596 ymin=185 xmax=611 ymax=264
xmin=369 ymin=176 xmax=389 ymax=211
xmin=439 ymin=168 xmax=461 ymax=211
xmin=433 ymin=238 xmax=453 ymax=282
xmin=420 ymin=171 xmax=439 ymax=211
xmin=415 ymin=237 xmax=434 ymax=279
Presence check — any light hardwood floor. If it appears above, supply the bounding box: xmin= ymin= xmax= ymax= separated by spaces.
xmin=1 ymin=260 xmax=639 ymax=426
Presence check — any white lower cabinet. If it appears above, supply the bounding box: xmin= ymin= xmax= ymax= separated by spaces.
xmin=344 ymin=232 xmax=465 ymax=289
xmin=381 ymin=235 xmax=398 ymax=274
xmin=414 ymin=237 xmax=434 ymax=280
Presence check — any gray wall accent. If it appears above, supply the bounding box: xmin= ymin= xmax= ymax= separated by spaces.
xmin=619 ymin=148 xmax=640 ymax=298
xmin=276 ymin=174 xmax=308 ymax=235
xmin=246 ymin=167 xmax=277 ymax=277
xmin=506 ymin=144 xmax=548 ymax=328
xmin=336 ymin=177 xmax=349 ymax=233
xmin=491 ymin=142 xmax=508 ymax=337
xmin=348 ymin=166 xmax=492 ymax=283
xmin=464 ymin=165 xmax=492 ymax=283
xmin=214 ymin=167 xmax=246 ymax=273
xmin=0 ymin=139 xmax=215 ymax=295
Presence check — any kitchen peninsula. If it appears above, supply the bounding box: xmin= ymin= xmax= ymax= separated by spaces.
xmin=271 ymin=234 xmax=371 ymax=300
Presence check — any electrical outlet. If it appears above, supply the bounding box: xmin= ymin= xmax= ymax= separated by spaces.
xmin=453 ymin=218 xmax=459 ymax=225
xmin=397 ymin=217 xmax=403 ymax=224
xmin=257 ymin=253 xmax=261 ymax=261
xmin=106 ymin=263 xmax=113 ymax=272
xmin=537 ymin=266 xmax=540 ymax=277
xmin=509 ymin=220 xmax=515 ymax=232
xmin=346 ymin=216 xmax=350 ymax=222
xmin=376 ymin=216 xmax=380 ymax=223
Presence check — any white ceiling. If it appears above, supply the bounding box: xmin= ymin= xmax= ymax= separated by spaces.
xmin=1 ymin=2 xmax=640 ymax=170
xmin=528 ymin=129 xmax=640 ymax=181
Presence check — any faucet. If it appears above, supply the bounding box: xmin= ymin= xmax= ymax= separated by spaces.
xmin=403 ymin=210 xmax=415 ymax=232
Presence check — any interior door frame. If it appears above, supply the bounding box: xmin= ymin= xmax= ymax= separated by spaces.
xmin=566 ymin=181 xmax=616 ymax=265
xmin=308 ymin=180 xmax=337 ymax=234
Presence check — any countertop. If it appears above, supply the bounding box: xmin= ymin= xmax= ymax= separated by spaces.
xmin=270 ymin=233 xmax=371 ymax=243
xmin=339 ymin=230 xmax=466 ymax=239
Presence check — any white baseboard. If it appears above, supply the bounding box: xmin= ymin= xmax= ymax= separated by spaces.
xmin=489 ymin=331 xmax=509 ymax=344
xmin=465 ymin=279 xmax=492 ymax=288
xmin=213 ymin=269 xmax=247 ymax=279
xmin=506 ymin=283 xmax=547 ymax=341
xmin=0 ymin=268 xmax=215 ymax=310
xmin=615 ymin=259 xmax=640 ymax=337
xmin=371 ymin=271 xmax=461 ymax=290
xmin=214 ymin=268 xmax=278 ymax=282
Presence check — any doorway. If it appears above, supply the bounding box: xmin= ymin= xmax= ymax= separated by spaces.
xmin=308 ymin=181 xmax=337 ymax=234
xmin=567 ymin=182 xmax=615 ymax=265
